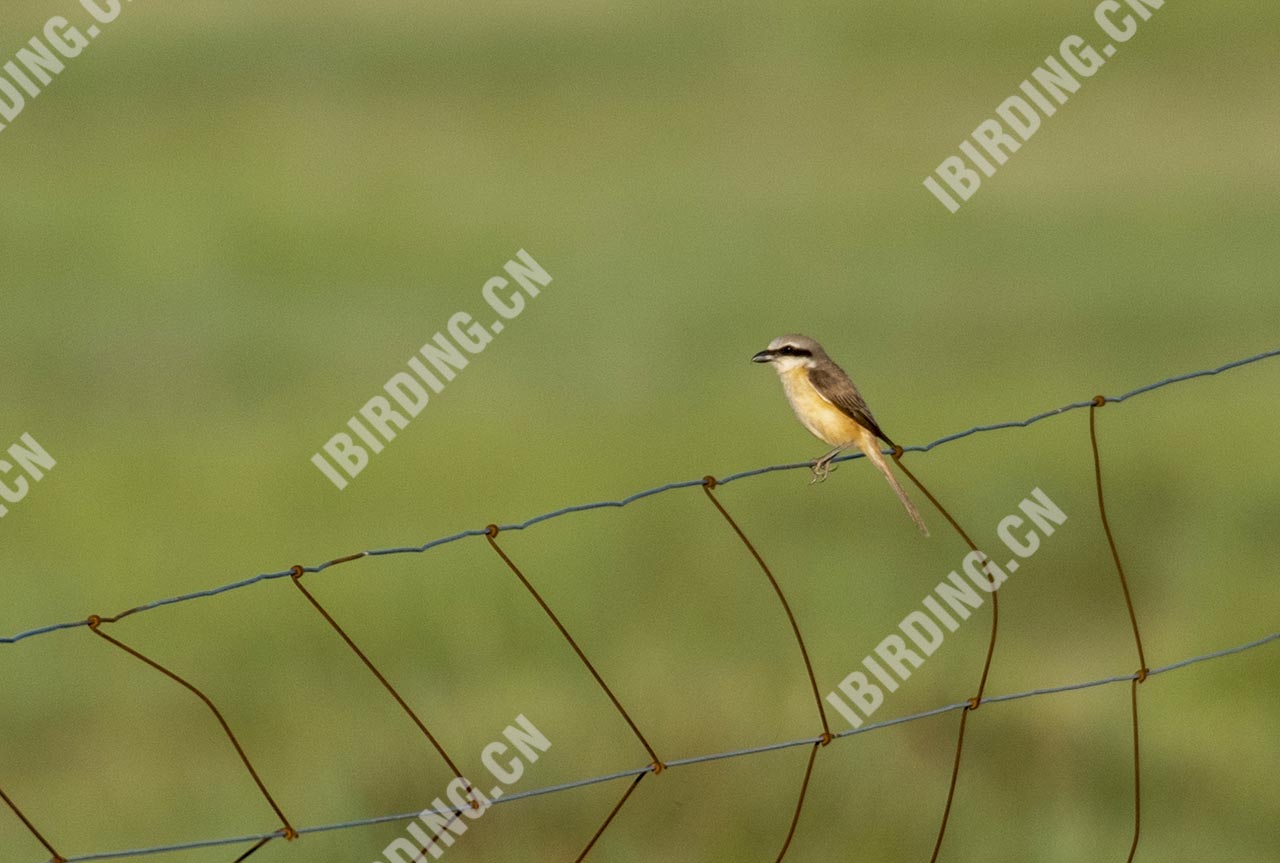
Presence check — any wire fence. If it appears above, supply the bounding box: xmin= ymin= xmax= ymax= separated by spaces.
xmin=3 ymin=347 xmax=1278 ymax=863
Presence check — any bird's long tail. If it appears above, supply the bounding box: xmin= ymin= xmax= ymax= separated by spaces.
xmin=858 ymin=435 xmax=929 ymax=536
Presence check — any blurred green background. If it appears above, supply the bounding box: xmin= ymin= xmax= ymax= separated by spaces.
xmin=1 ymin=1 xmax=1277 ymax=861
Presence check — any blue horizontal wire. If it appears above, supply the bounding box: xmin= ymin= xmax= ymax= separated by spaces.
xmin=56 ymin=832 xmax=278 ymax=862
xmin=4 ymin=346 xmax=1276 ymax=648
xmin=48 ymin=632 xmax=1278 ymax=863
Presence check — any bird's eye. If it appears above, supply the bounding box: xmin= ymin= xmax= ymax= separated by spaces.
xmin=779 ymin=346 xmax=793 ymax=355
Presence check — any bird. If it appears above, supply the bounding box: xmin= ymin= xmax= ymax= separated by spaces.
xmin=752 ymin=334 xmax=928 ymax=535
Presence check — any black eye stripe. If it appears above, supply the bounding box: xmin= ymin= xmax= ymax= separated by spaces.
xmin=777 ymin=346 xmax=811 ymax=357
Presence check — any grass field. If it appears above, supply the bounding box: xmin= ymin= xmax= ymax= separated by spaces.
xmin=1 ymin=2 xmax=1277 ymax=861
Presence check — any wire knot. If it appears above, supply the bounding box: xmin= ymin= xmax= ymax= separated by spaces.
xmin=649 ymin=760 xmax=666 ymax=775
xmin=282 ymin=826 xmax=299 ymax=841
xmin=966 ymin=696 xmax=982 ymax=711
xmin=1092 ymin=394 xmax=1107 ymax=407
xmin=289 ymin=565 xmax=305 ymax=580
xmin=701 ymin=475 xmax=718 ymax=489
xmin=86 ymin=614 xmax=102 ymax=630
xmin=818 ymin=731 xmax=834 ymax=747
xmin=891 ymin=445 xmax=905 ymax=459
xmin=484 ymin=524 xmax=501 ymax=538
xmin=1135 ymin=667 xmax=1150 ymax=684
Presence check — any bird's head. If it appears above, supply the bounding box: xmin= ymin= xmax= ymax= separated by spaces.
xmin=751 ymin=334 xmax=823 ymax=373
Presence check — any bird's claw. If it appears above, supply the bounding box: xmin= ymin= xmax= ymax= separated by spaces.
xmin=810 ymin=460 xmax=836 ymax=484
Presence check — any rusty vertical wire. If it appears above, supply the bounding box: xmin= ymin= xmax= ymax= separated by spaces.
xmin=1089 ymin=397 xmax=1150 ymax=863
xmin=230 ymin=836 xmax=273 ymax=863
xmin=484 ymin=525 xmax=664 ymax=772
xmin=926 ymin=707 xmax=973 ymax=863
xmin=0 ymin=784 xmax=64 ymax=863
xmin=1088 ymin=398 xmax=1149 ymax=671
xmin=701 ymin=477 xmax=833 ymax=743
xmin=84 ymin=616 xmax=297 ymax=844
xmin=772 ymin=741 xmax=821 ymax=862
xmin=890 ymin=449 xmax=999 ymax=863
xmin=573 ymin=772 xmax=646 ymax=862
xmin=1126 ymin=677 xmax=1143 ymax=863
xmin=288 ymin=567 xmax=475 ymax=805
xmin=410 ymin=812 xmax=460 ymax=863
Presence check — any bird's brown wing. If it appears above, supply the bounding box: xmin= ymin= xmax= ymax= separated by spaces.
xmin=807 ymin=364 xmax=895 ymax=447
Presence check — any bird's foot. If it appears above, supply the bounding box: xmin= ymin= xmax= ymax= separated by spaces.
xmin=810 ymin=459 xmax=836 ymax=484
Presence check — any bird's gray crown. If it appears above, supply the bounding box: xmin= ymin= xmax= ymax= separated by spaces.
xmin=766 ymin=334 xmax=825 ymax=356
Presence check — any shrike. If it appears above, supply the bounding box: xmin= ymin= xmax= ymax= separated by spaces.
xmin=752 ymin=334 xmax=928 ymax=535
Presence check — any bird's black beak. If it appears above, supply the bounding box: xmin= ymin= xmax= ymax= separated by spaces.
xmin=751 ymin=349 xmax=774 ymax=364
